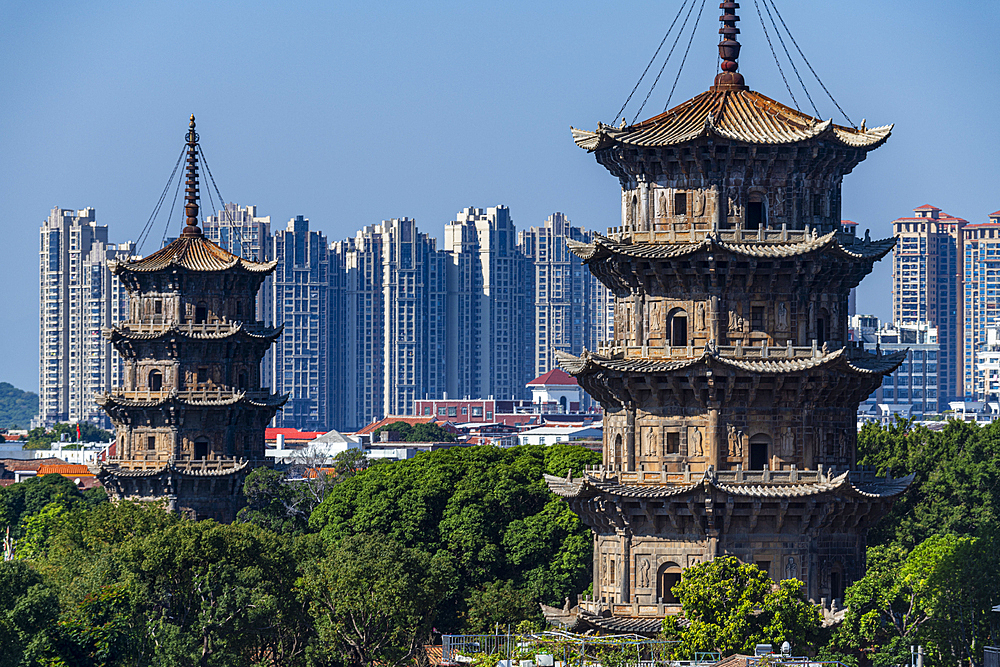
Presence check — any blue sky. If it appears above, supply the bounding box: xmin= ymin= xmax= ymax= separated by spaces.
xmin=1 ymin=0 xmax=996 ymax=392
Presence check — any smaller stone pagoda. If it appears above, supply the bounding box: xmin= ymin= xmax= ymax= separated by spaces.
xmin=91 ymin=116 xmax=286 ymax=522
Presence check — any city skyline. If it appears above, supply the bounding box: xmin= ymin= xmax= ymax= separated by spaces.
xmin=3 ymin=1 xmax=998 ymax=391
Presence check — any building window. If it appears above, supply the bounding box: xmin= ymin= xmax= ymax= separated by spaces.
xmin=670 ymin=312 xmax=688 ymax=346
xmin=674 ymin=191 xmax=687 ymax=216
xmin=448 ymin=407 xmax=457 ymax=417
xmin=195 ymin=302 xmax=208 ymax=324
xmin=749 ymin=434 xmax=772 ymax=469
xmin=154 ymin=300 xmax=162 ymax=315
xmin=147 ymin=436 xmax=156 ymax=450
xmin=148 ymin=369 xmax=163 ymax=392
xmin=194 ymin=437 xmax=209 ymax=460
xmin=197 ymin=367 xmax=208 ymax=384
xmin=666 ymin=432 xmax=680 ymax=454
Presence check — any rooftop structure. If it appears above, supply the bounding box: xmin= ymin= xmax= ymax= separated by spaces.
xmin=91 ymin=116 xmax=286 ymax=521
xmin=544 ymin=4 xmax=910 ymax=631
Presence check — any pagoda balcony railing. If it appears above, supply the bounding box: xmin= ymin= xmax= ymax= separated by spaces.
xmin=605 ymin=223 xmax=816 ymax=245
xmin=106 ymin=457 xmax=249 ymax=471
xmin=107 ymin=388 xmax=273 ymax=401
xmin=577 ymin=598 xmax=682 ymax=617
xmin=117 ymin=320 xmax=267 ymax=334
xmin=582 ymin=464 xmax=886 ymax=487
xmin=596 ymin=341 xmax=850 ymax=360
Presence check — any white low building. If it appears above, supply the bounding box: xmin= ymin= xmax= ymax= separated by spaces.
xmin=0 ymin=440 xmax=112 ymax=463
xmin=518 ymin=425 xmax=602 ymax=446
xmin=266 ymin=429 xmax=361 ymax=464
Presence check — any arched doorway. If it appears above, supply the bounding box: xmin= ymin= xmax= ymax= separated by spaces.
xmin=749 ymin=433 xmax=772 ymax=470
xmin=148 ymin=369 xmax=163 ymax=392
xmin=614 ymin=433 xmax=623 ymax=470
xmin=668 ymin=308 xmax=688 ymax=347
xmin=657 ymin=562 xmax=682 ymax=603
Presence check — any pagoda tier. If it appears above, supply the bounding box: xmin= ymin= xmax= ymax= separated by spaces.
xmin=572 ymin=88 xmax=892 ymax=236
xmin=94 ymin=116 xmax=284 ymax=522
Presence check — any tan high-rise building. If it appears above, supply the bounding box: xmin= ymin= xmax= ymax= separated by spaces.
xmin=891 ymin=205 xmax=966 ymax=407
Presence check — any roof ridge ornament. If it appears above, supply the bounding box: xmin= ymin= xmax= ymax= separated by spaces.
xmin=712 ymin=2 xmax=748 ymax=91
xmin=181 ymin=114 xmax=203 ymax=238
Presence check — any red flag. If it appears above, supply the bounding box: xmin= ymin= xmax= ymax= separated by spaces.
xmin=76 ymin=424 xmax=81 ymax=441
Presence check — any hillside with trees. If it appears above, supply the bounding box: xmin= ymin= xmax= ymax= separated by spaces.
xmin=0 ymin=382 xmax=38 ymax=429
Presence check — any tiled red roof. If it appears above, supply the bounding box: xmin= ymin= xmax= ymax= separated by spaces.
xmin=527 ymin=368 xmax=578 ymax=386
xmin=356 ymin=415 xmax=456 ymax=435
xmin=265 ymin=428 xmax=326 ymax=441
xmin=0 ymin=457 xmax=65 ymax=472
xmin=840 ymin=219 xmax=858 ymax=226
xmin=990 ymin=210 xmax=1000 ymax=217
xmin=38 ymin=464 xmax=93 ymax=476
xmin=914 ymin=204 xmax=940 ymax=211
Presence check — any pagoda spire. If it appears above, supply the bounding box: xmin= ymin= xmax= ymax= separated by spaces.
xmin=181 ymin=114 xmax=202 ymax=237
xmin=712 ymin=2 xmax=748 ymax=91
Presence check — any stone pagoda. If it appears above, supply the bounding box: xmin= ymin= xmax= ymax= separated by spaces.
xmin=91 ymin=116 xmax=285 ymax=522
xmin=543 ymin=4 xmax=912 ymax=634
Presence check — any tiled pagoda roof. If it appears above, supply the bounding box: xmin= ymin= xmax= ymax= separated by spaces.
xmin=544 ymin=469 xmax=914 ymax=502
xmin=97 ymin=391 xmax=287 ymax=410
xmin=566 ymin=230 xmax=896 ymax=263
xmin=106 ymin=323 xmax=283 ymax=344
xmin=110 ymin=235 xmax=276 ymax=275
xmin=554 ymin=346 xmax=906 ymax=378
xmin=571 ymin=89 xmax=891 ymax=151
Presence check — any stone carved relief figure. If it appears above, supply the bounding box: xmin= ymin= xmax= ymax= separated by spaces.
xmin=838 ymin=431 xmax=848 ymax=458
xmin=696 ymin=302 xmax=706 ymax=332
xmin=638 ymin=557 xmax=651 ymax=588
xmin=785 ymin=556 xmax=797 ymax=580
xmin=780 ymin=427 xmax=795 ymax=457
xmin=771 ymin=187 xmax=786 ymax=216
xmin=777 ymin=302 xmax=789 ymax=331
xmin=690 ymin=427 xmax=704 ymax=457
xmin=602 ymin=555 xmax=608 ymax=583
xmin=658 ymin=192 xmax=667 ymax=221
xmin=728 ymin=303 xmax=745 ymax=332
xmin=650 ymin=301 xmax=665 ymax=339
xmin=693 ymin=190 xmax=705 ymax=217
xmin=727 ymin=186 xmax=742 ymax=218
xmin=727 ymin=425 xmax=745 ymax=457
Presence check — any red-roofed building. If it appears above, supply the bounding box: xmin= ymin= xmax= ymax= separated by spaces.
xmin=528 ymin=368 xmax=582 ymax=413
xmin=264 ymin=428 xmax=327 ymax=446
xmin=891 ymin=205 xmax=968 ymax=408
xmin=354 ymin=415 xmax=459 ymax=436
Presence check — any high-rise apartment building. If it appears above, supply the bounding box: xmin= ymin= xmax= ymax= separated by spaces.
xmin=443 ymin=206 xmax=533 ymax=401
xmin=203 ymin=203 xmax=274 ymax=385
xmin=518 ymin=213 xmax=612 ymax=380
xmin=962 ymin=210 xmax=1000 ymax=397
xmin=37 ymin=207 xmax=134 ymax=428
xmin=271 ymin=216 xmax=331 ymax=431
xmin=891 ymin=205 xmax=966 ymax=408
xmin=975 ymin=322 xmax=1000 ymax=401
xmin=852 ymin=315 xmax=940 ymax=419
xmin=333 ymin=219 xmax=447 ymax=430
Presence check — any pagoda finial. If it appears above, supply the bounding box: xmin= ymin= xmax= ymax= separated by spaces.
xmin=712 ymin=2 xmax=748 ymax=91
xmin=181 ymin=114 xmax=202 ymax=237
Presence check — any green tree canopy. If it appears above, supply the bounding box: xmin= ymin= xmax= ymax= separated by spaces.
xmin=26 ymin=422 xmax=113 ymax=449
xmin=857 ymin=419 xmax=1000 ymax=548
xmin=309 ymin=444 xmax=600 ymax=631
xmin=660 ymin=556 xmax=822 ymax=658
xmin=371 ymin=420 xmax=457 ymax=443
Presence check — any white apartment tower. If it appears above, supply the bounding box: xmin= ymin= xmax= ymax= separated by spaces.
xmin=271 ymin=216 xmax=330 ymax=431
xmin=444 ymin=206 xmax=533 ymax=401
xmin=334 ymin=219 xmax=447 ymax=430
xmin=37 ymin=207 xmax=134 ymax=428
xmin=518 ymin=213 xmax=612 ymax=379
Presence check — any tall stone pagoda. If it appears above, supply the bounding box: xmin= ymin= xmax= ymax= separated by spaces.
xmin=543 ymin=4 xmax=912 ymax=633
xmin=92 ymin=116 xmax=285 ymax=522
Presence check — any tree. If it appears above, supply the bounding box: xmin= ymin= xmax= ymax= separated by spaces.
xmin=26 ymin=422 xmax=113 ymax=449
xmin=659 ymin=556 xmax=822 ymax=657
xmin=309 ymin=445 xmax=598 ymax=631
xmin=0 ymin=560 xmax=60 ymax=667
xmin=237 ymin=467 xmax=311 ymax=534
xmin=0 ymin=473 xmax=104 ymax=542
xmin=857 ymin=419 xmax=1000 ymax=548
xmin=298 ymin=533 xmax=456 ymax=667
xmin=371 ymin=421 xmax=457 ymax=443
xmin=115 ymin=520 xmax=312 ymax=667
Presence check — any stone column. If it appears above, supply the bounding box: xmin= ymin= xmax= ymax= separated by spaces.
xmin=633 ymin=289 xmax=645 ymax=346
xmin=709 ymin=295 xmax=720 ymax=343
xmin=626 ymin=405 xmax=637 ymax=472
xmin=619 ymin=530 xmax=631 ymax=603
xmin=707 ymin=405 xmax=720 ymax=469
